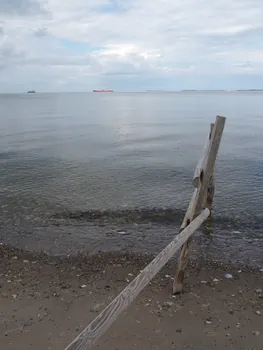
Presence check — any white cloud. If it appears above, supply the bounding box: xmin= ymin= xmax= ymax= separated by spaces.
xmin=0 ymin=0 xmax=263 ymax=91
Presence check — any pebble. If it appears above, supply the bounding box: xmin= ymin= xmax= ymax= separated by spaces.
xmin=213 ymin=278 xmax=219 ymax=282
xmin=23 ymin=260 xmax=29 ymax=263
xmin=163 ymin=301 xmax=174 ymax=308
xmin=80 ymin=285 xmax=87 ymax=288
xmin=225 ymin=274 xmax=233 ymax=279
xmin=256 ymin=289 xmax=262 ymax=294
xmin=12 ymin=256 xmax=18 ymax=260
xmin=253 ymin=331 xmax=260 ymax=336
xmin=206 ymin=320 xmax=212 ymax=325
xmin=201 ymin=280 xmax=207 ymax=284
xmin=256 ymin=310 xmax=261 ymax=315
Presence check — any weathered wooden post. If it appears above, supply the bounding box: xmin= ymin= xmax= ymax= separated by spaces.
xmin=172 ymin=116 xmax=226 ymax=294
xmin=204 ymin=123 xmax=216 ymax=211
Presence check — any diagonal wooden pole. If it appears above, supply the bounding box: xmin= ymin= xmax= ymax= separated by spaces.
xmin=173 ymin=116 xmax=226 ymax=294
xmin=65 ymin=209 xmax=210 ymax=350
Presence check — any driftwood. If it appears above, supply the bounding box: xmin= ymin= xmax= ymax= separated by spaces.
xmin=65 ymin=209 xmax=210 ymax=350
xmin=173 ymin=116 xmax=226 ymax=294
xmin=193 ymin=123 xmax=214 ymax=187
xmin=204 ymin=124 xmax=216 ymax=210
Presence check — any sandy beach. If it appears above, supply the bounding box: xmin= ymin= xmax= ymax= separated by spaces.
xmin=0 ymin=243 xmax=262 ymax=350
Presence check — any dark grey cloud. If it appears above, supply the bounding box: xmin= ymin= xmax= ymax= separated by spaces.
xmin=1 ymin=0 xmax=46 ymax=15
xmin=34 ymin=27 xmax=49 ymax=37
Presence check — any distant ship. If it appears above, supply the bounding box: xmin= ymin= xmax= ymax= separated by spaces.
xmin=93 ymin=89 xmax=113 ymax=92
xmin=27 ymin=90 xmax=36 ymax=93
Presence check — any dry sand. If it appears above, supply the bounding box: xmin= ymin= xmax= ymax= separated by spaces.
xmin=0 ymin=244 xmax=262 ymax=350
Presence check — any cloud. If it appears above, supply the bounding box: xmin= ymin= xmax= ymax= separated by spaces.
xmin=0 ymin=0 xmax=263 ymax=92
xmin=0 ymin=0 xmax=46 ymax=15
xmin=33 ymin=27 xmax=49 ymax=37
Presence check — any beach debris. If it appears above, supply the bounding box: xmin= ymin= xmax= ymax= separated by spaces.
xmin=163 ymin=301 xmax=174 ymax=308
xmin=224 ymin=273 xmax=233 ymax=279
xmin=252 ymin=331 xmax=260 ymax=336
xmin=80 ymin=285 xmax=87 ymax=288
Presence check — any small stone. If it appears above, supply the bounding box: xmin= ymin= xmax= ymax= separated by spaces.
xmin=260 ymin=268 xmax=263 ymax=272
xmin=12 ymin=256 xmax=18 ymax=260
xmin=128 ymin=273 xmax=134 ymax=277
xmin=12 ymin=294 xmax=17 ymax=299
xmin=201 ymin=280 xmax=207 ymax=284
xmin=165 ymin=275 xmax=170 ymax=278
xmin=163 ymin=301 xmax=174 ymax=308
xmin=213 ymin=278 xmax=219 ymax=282
xmin=224 ymin=274 xmax=233 ymax=279
xmin=253 ymin=331 xmax=260 ymax=336
xmin=23 ymin=260 xmax=29 ymax=263
xmin=80 ymin=285 xmax=87 ymax=288
xmin=206 ymin=320 xmax=212 ymax=325
xmin=256 ymin=310 xmax=261 ymax=315
xmin=256 ymin=289 xmax=262 ymax=294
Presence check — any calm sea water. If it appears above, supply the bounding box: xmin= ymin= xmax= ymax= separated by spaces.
xmin=0 ymin=92 xmax=263 ymax=266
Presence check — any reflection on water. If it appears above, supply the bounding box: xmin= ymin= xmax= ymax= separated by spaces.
xmin=0 ymin=92 xmax=263 ymax=265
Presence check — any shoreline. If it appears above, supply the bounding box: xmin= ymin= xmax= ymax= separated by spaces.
xmin=1 ymin=243 xmax=262 ymax=349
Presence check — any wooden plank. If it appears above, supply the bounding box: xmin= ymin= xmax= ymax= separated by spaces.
xmin=173 ymin=116 xmax=225 ymax=294
xmin=193 ymin=123 xmax=214 ymax=187
xmin=65 ymin=209 xmax=210 ymax=350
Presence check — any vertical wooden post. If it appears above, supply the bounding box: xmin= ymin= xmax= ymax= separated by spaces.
xmin=204 ymin=123 xmax=215 ymax=211
xmin=173 ymin=116 xmax=226 ymax=294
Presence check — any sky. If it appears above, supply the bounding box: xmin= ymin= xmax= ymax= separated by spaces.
xmin=0 ymin=0 xmax=263 ymax=92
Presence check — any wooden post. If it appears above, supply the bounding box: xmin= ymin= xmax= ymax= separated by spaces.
xmin=193 ymin=123 xmax=214 ymax=188
xmin=204 ymin=123 xmax=215 ymax=211
xmin=65 ymin=209 xmax=210 ymax=350
xmin=173 ymin=116 xmax=225 ymax=294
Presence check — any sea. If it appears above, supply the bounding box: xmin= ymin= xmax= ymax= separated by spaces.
xmin=0 ymin=92 xmax=263 ymax=267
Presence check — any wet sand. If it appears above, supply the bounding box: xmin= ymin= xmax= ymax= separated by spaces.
xmin=0 ymin=243 xmax=262 ymax=350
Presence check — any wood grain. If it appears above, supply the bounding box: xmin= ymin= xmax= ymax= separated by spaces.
xmin=173 ymin=116 xmax=226 ymax=294
xmin=64 ymin=209 xmax=210 ymax=350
